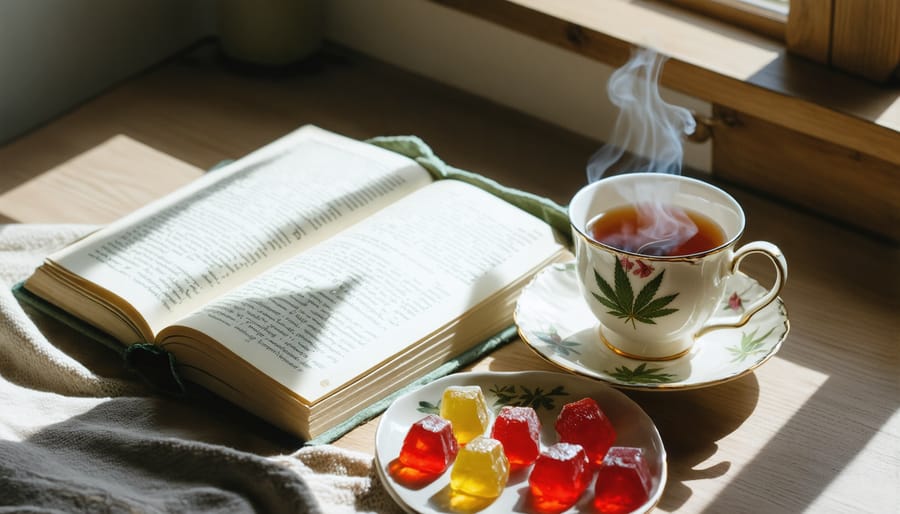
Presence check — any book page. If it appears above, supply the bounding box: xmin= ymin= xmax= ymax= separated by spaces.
xmin=164 ymin=179 xmax=564 ymax=403
xmin=49 ymin=126 xmax=433 ymax=335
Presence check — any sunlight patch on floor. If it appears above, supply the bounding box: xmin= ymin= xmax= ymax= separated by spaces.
xmin=0 ymin=135 xmax=202 ymax=224
xmin=805 ymin=407 xmax=900 ymax=512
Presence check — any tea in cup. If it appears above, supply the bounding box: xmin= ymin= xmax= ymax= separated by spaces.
xmin=568 ymin=173 xmax=787 ymax=361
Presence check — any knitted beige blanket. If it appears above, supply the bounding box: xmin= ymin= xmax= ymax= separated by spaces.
xmin=0 ymin=223 xmax=401 ymax=513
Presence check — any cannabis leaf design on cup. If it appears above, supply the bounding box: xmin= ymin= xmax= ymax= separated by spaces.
xmin=592 ymin=257 xmax=679 ymax=328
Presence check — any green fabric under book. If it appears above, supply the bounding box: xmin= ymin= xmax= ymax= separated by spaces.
xmin=12 ymin=134 xmax=571 ymax=446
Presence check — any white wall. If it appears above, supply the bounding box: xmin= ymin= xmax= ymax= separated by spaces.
xmin=0 ymin=0 xmax=711 ymax=171
xmin=0 ymin=0 xmax=215 ymax=143
xmin=325 ymin=0 xmax=711 ymax=172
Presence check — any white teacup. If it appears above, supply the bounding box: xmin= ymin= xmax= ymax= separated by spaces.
xmin=569 ymin=173 xmax=787 ymax=361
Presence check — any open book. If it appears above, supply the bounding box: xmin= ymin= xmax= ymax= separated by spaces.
xmin=22 ymin=126 xmax=567 ymax=441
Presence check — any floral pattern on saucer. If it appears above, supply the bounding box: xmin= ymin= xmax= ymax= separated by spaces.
xmin=515 ymin=261 xmax=790 ymax=390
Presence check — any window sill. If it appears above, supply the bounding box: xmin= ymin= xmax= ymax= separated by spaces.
xmin=435 ymin=0 xmax=900 ymax=166
xmin=435 ymin=0 xmax=900 ymax=241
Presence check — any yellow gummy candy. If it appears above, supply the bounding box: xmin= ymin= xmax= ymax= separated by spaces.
xmin=440 ymin=385 xmax=489 ymax=444
xmin=450 ymin=436 xmax=510 ymax=499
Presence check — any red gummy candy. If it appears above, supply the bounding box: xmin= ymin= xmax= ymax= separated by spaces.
xmin=490 ymin=406 xmax=541 ymax=469
xmin=398 ymin=414 xmax=459 ymax=473
xmin=555 ymin=397 xmax=616 ymax=466
xmin=593 ymin=447 xmax=652 ymax=514
xmin=528 ymin=442 xmax=591 ymax=510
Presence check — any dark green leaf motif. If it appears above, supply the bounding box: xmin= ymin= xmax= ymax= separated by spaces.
xmin=416 ymin=384 xmax=570 ymax=415
xmin=592 ymin=258 xmax=679 ymax=328
xmin=727 ymin=326 xmax=776 ymax=363
xmin=417 ymin=400 xmax=440 ymax=414
xmin=490 ymin=385 xmax=518 ymax=407
xmin=488 ymin=384 xmax=569 ymax=412
xmin=606 ymin=363 xmax=677 ymax=383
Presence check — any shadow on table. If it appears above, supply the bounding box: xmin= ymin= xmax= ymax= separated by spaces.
xmin=699 ymin=367 xmax=899 ymax=513
xmin=625 ymin=374 xmax=760 ymax=512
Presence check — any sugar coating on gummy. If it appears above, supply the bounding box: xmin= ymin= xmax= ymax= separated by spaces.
xmin=440 ymin=385 xmax=490 ymax=445
xmin=490 ymin=405 xmax=541 ymax=469
xmin=449 ymin=436 xmax=510 ymax=498
xmin=593 ymin=446 xmax=652 ymax=514
xmin=528 ymin=442 xmax=591 ymax=508
xmin=555 ymin=397 xmax=616 ymax=466
xmin=398 ymin=414 xmax=459 ymax=473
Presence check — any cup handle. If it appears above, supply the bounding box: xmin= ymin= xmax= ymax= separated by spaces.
xmin=696 ymin=241 xmax=788 ymax=337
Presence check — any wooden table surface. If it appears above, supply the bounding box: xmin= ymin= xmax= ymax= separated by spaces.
xmin=2 ymin=44 xmax=897 ymax=513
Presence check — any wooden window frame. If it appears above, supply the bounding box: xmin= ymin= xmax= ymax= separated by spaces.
xmin=670 ymin=0 xmax=900 ymax=83
xmin=432 ymin=0 xmax=899 ymax=241
xmin=665 ymin=0 xmax=787 ymax=41
xmin=788 ymin=0 xmax=900 ymax=83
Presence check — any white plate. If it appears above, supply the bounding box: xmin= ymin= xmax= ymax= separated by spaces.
xmin=515 ymin=261 xmax=790 ymax=390
xmin=374 ymin=370 xmax=666 ymax=513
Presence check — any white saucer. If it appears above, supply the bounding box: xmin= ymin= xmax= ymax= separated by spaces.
xmin=515 ymin=261 xmax=790 ymax=390
xmin=374 ymin=370 xmax=666 ymax=514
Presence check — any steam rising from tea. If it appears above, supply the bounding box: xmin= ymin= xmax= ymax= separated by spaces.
xmin=586 ymin=48 xmax=709 ymax=256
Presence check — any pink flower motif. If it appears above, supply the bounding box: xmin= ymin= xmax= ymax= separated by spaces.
xmin=727 ymin=292 xmax=743 ymax=311
xmin=634 ymin=260 xmax=654 ymax=278
xmin=619 ymin=256 xmax=634 ymax=271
